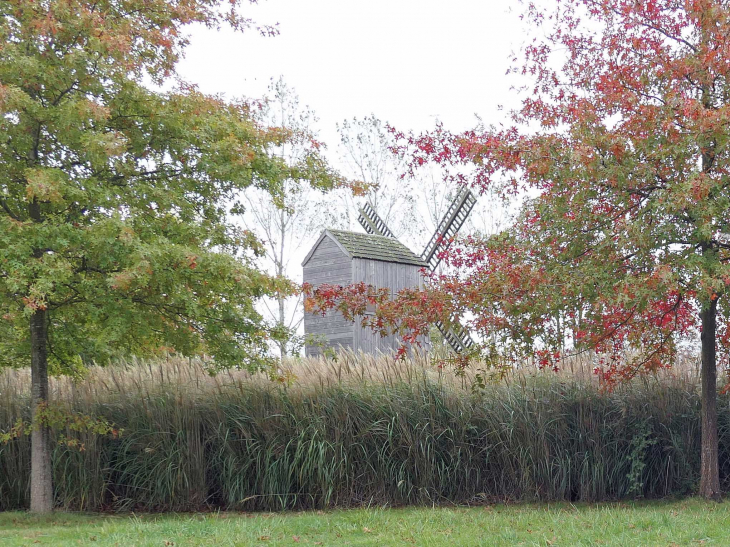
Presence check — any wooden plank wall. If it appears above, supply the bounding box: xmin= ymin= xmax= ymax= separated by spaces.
xmin=303 ymin=235 xmax=354 ymax=357
xmin=351 ymin=258 xmax=427 ymax=355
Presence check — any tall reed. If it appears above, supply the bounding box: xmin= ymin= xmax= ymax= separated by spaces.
xmin=0 ymin=353 xmax=721 ymax=511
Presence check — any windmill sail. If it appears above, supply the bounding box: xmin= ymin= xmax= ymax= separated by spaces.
xmin=422 ymin=187 xmax=477 ymax=353
xmin=421 ymin=187 xmax=477 ymax=271
xmin=435 ymin=319 xmax=475 ymax=354
xmin=358 ymin=202 xmax=395 ymax=238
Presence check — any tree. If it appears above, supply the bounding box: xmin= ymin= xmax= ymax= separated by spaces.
xmin=337 ymin=115 xmax=418 ymax=241
xmin=242 ymin=78 xmax=331 ymax=359
xmin=309 ymin=0 xmax=730 ymax=499
xmin=0 ymin=0 xmax=340 ymax=512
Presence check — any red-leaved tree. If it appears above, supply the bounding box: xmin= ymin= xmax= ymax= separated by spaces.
xmin=307 ymin=0 xmax=730 ymax=499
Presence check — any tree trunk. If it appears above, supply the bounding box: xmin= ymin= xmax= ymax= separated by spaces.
xmin=278 ymin=294 xmax=288 ymax=363
xmin=29 ymin=307 xmax=53 ymax=513
xmin=699 ymin=298 xmax=721 ymax=500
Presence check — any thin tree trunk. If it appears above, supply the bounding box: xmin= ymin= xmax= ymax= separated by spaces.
xmin=28 ymin=191 xmax=53 ymax=513
xmin=29 ymin=306 xmax=53 ymax=512
xmin=699 ymin=297 xmax=721 ymax=500
xmin=277 ymin=207 xmax=287 ymax=362
xmin=698 ymin=73 xmax=720 ymax=499
xmin=278 ymin=294 xmax=287 ymax=362
xmin=25 ymin=123 xmax=53 ymax=512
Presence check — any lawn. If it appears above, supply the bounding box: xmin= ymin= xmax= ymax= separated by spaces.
xmin=0 ymin=498 xmax=727 ymax=546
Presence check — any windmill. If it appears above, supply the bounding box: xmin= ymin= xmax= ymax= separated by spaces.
xmin=356 ymin=187 xmax=477 ymax=354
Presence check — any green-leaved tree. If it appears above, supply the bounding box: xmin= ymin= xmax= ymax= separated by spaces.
xmin=0 ymin=0 xmax=340 ymax=512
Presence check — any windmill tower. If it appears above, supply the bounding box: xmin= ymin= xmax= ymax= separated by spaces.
xmin=302 ymin=187 xmax=477 ymax=356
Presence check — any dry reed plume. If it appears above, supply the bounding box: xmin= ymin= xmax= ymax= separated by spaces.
xmin=0 ymin=349 xmax=716 ymax=512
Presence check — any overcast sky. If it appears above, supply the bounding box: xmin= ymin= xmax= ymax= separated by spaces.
xmin=178 ymin=0 xmax=526 ymax=158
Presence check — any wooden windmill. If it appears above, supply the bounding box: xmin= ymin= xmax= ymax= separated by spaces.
xmin=358 ymin=188 xmax=477 ymax=353
xmin=302 ymin=187 xmax=477 ymax=356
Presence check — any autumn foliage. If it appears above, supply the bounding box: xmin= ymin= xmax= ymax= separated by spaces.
xmin=307 ymin=1 xmax=730 ymax=497
xmin=311 ymin=0 xmax=730 ymax=381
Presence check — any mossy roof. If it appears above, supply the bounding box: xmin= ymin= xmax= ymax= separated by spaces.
xmin=304 ymin=229 xmax=426 ymax=267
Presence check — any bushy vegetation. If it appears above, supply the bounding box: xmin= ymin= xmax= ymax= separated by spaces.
xmin=0 ymin=355 xmax=724 ymax=511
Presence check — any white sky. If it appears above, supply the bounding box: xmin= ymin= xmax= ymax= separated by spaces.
xmin=179 ymin=0 xmax=525 ymax=157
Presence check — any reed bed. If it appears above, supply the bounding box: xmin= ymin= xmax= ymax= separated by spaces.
xmin=0 ymin=351 xmax=723 ymax=511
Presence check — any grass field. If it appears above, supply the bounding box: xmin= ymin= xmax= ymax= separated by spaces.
xmin=1 ymin=498 xmax=728 ymax=546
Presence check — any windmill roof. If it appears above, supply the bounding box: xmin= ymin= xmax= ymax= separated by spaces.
xmin=303 ymin=229 xmax=427 ymax=267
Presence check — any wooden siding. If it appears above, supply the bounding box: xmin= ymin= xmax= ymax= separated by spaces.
xmin=351 ymin=258 xmax=427 ymax=355
xmin=303 ymin=235 xmax=354 ymax=357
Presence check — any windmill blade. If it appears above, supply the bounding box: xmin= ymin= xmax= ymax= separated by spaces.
xmin=421 ymin=187 xmax=477 ymax=271
xmin=435 ymin=319 xmax=475 ymax=354
xmin=358 ymin=202 xmax=395 ymax=238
